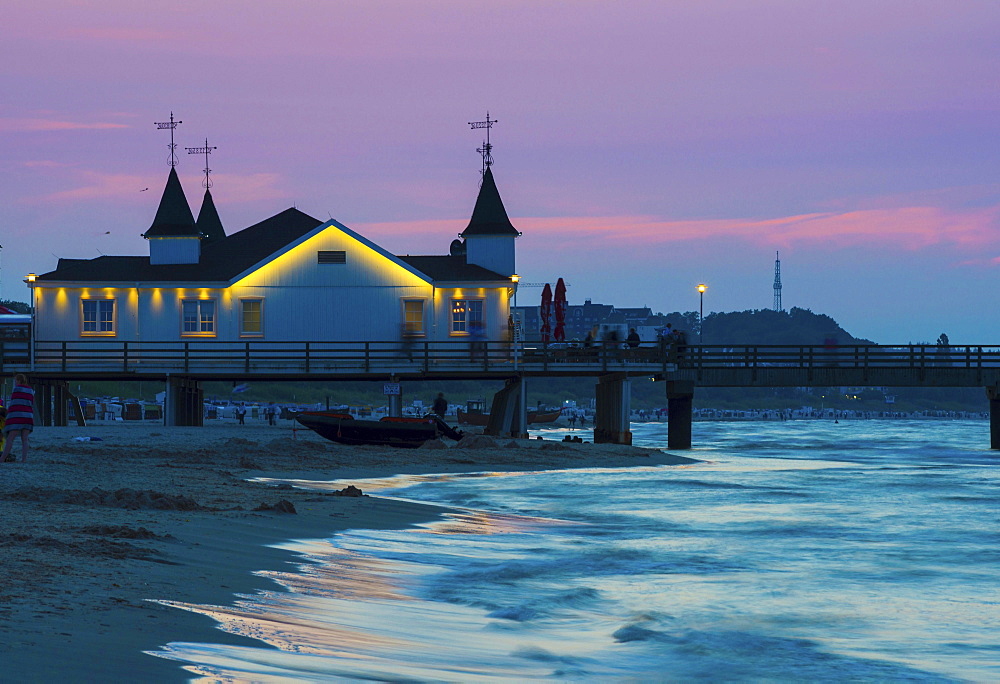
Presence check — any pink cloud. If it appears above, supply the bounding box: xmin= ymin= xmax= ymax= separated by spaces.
xmin=0 ymin=118 xmax=129 ymax=132
xmin=23 ymin=160 xmax=74 ymax=169
xmin=356 ymin=205 xmax=1000 ymax=255
xmin=26 ymin=171 xmax=149 ymax=202
xmin=63 ymin=27 xmax=175 ymax=43
xmin=24 ymin=171 xmax=290 ymax=206
xmin=209 ymin=174 xmax=290 ymax=205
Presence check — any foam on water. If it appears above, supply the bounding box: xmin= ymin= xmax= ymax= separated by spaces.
xmin=153 ymin=420 xmax=1000 ymax=681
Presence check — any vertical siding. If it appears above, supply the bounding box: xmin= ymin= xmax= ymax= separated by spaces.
xmin=36 ymin=224 xmax=514 ymax=345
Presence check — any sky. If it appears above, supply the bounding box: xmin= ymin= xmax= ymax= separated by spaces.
xmin=2 ymin=0 xmax=999 ymax=344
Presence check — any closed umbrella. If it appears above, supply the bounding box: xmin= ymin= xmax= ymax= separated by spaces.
xmin=553 ymin=278 xmax=567 ymax=342
xmin=540 ymin=283 xmax=552 ymax=344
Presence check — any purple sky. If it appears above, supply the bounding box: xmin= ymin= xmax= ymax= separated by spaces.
xmin=3 ymin=1 xmax=999 ymax=343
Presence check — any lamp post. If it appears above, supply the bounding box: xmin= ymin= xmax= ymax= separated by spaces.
xmin=696 ymin=283 xmax=707 ymax=343
xmin=24 ymin=273 xmax=37 ymax=370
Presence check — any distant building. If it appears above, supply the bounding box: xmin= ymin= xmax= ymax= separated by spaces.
xmin=31 ymin=165 xmax=520 ymax=347
xmin=513 ymin=299 xmax=668 ymax=343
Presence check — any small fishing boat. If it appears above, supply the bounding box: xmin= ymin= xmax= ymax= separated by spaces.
xmin=295 ymin=411 xmax=463 ymax=448
xmin=457 ymin=400 xmax=563 ymax=426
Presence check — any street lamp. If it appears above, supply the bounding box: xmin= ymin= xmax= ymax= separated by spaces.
xmin=24 ymin=273 xmax=37 ymax=370
xmin=696 ymin=283 xmax=707 ymax=343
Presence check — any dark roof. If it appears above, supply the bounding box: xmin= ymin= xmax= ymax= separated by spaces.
xmin=143 ymin=167 xmax=198 ymax=238
xmin=196 ymin=189 xmax=226 ymax=245
xmin=397 ymin=255 xmax=507 ymax=282
xmin=459 ymin=167 xmax=520 ymax=237
xmin=40 ymin=208 xmax=323 ymax=283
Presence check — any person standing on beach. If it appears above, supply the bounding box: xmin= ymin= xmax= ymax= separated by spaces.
xmin=236 ymin=402 xmax=247 ymax=425
xmin=266 ymin=402 xmax=277 ymax=425
xmin=2 ymin=374 xmax=34 ymax=463
xmin=432 ymin=392 xmax=448 ymax=420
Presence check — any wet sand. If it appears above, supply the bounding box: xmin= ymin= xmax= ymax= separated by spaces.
xmin=0 ymin=421 xmax=694 ymax=681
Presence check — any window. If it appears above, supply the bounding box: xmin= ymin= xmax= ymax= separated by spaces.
xmin=241 ymin=299 xmax=263 ymax=336
xmin=81 ymin=299 xmax=115 ymax=335
xmin=182 ymin=300 xmax=216 ymax=335
xmin=451 ymin=299 xmax=484 ymax=333
xmin=403 ymin=299 xmax=424 ymax=335
xmin=317 ymin=250 xmax=347 ymax=264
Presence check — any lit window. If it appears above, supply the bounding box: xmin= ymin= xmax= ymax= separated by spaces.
xmin=241 ymin=299 xmax=263 ymax=335
xmin=182 ymin=300 xmax=215 ymax=335
xmin=451 ymin=299 xmax=483 ymax=333
xmin=82 ymin=299 xmax=115 ymax=335
xmin=403 ymin=299 xmax=424 ymax=335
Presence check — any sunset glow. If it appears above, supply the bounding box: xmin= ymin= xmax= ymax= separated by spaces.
xmin=3 ymin=0 xmax=999 ymax=342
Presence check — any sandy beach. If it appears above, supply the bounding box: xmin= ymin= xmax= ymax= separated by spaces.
xmin=0 ymin=421 xmax=694 ymax=681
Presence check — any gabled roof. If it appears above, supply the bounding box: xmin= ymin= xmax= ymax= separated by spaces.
xmin=196 ymin=189 xmax=226 ymax=245
xmin=459 ymin=167 xmax=520 ymax=238
xmin=40 ymin=208 xmax=323 ymax=283
xmin=397 ymin=255 xmax=508 ymax=282
xmin=143 ymin=167 xmax=198 ymax=238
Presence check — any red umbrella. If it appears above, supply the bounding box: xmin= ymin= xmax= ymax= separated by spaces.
xmin=540 ymin=283 xmax=553 ymax=344
xmin=553 ymin=278 xmax=567 ymax=342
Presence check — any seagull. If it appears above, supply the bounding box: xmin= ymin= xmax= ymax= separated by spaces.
xmin=140 ymin=187 xmax=149 ymax=192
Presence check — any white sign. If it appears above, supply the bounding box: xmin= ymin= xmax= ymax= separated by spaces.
xmin=383 ymin=383 xmax=401 ymax=396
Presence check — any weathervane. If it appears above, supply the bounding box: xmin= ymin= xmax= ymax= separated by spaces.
xmin=154 ymin=111 xmax=183 ymax=166
xmin=185 ymin=138 xmax=218 ymax=188
xmin=468 ymin=111 xmax=497 ymax=177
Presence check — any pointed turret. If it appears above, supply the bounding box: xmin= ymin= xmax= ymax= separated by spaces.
xmin=143 ymin=167 xmax=202 ymax=265
xmin=196 ymin=189 xmax=226 ymax=245
xmin=143 ymin=167 xmax=197 ymax=238
xmin=459 ymin=167 xmax=519 ymax=276
xmin=460 ymin=167 xmax=520 ymax=237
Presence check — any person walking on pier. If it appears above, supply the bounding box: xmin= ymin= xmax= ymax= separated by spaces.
xmin=2 ymin=374 xmax=34 ymax=463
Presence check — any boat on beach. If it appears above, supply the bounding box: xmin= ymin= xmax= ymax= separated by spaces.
xmin=456 ymin=400 xmax=563 ymax=426
xmin=295 ymin=411 xmax=463 ymax=448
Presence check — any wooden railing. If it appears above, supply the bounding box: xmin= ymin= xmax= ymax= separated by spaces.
xmin=13 ymin=340 xmax=1000 ymax=378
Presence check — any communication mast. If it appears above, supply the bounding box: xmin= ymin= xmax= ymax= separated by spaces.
xmin=773 ymin=251 xmax=783 ymax=311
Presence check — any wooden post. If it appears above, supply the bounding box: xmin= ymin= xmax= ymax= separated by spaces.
xmin=485 ymin=376 xmax=527 ymax=438
xmin=667 ymin=379 xmax=695 ymax=450
xmin=988 ymin=386 xmax=1000 ymax=450
xmin=165 ymin=376 xmax=203 ymax=427
xmin=594 ymin=373 xmax=632 ymax=445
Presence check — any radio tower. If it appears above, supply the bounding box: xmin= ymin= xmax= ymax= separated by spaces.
xmin=773 ymin=251 xmax=783 ymax=311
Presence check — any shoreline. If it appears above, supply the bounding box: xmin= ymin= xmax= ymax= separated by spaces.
xmin=0 ymin=423 xmax=694 ymax=681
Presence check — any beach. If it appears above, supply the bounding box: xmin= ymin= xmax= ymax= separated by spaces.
xmin=0 ymin=421 xmax=690 ymax=681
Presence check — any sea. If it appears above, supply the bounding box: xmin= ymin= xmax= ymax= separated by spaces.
xmin=153 ymin=419 xmax=999 ymax=682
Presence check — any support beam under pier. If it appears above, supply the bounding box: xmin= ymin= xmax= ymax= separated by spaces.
xmin=988 ymin=385 xmax=1000 ymax=450
xmin=31 ymin=378 xmax=71 ymax=427
xmin=594 ymin=373 xmax=632 ymax=445
xmin=667 ymin=380 xmax=695 ymax=450
xmin=165 ymin=376 xmax=204 ymax=427
xmin=485 ymin=376 xmax=528 ymax=438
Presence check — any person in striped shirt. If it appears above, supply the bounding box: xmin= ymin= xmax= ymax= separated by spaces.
xmin=2 ymin=374 xmax=34 ymax=463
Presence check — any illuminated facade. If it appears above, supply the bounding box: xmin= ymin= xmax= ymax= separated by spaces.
xmin=31 ymin=166 xmax=519 ymax=345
